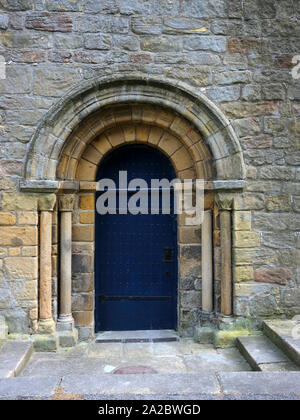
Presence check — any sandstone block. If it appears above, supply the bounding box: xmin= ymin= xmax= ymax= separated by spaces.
xmin=0 ymin=227 xmax=38 ymax=246
xmin=233 ymin=231 xmax=260 ymax=248
xmin=0 ymin=213 xmax=16 ymax=226
xmin=73 ymin=311 xmax=93 ymax=327
xmin=1 ymin=193 xmax=39 ymax=211
xmin=4 ymin=257 xmax=38 ymax=279
xmin=233 ymin=266 xmax=254 ymax=283
xmin=79 ymin=212 xmax=94 ymax=224
xmin=233 ymin=211 xmax=251 ymax=231
xmin=72 ymin=225 xmax=94 ymax=242
xmin=79 ymin=195 xmax=95 ymax=210
xmin=17 ymin=212 xmax=38 ymax=225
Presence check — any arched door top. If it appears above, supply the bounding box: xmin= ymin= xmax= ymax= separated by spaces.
xmin=23 ymin=74 xmax=246 ymax=182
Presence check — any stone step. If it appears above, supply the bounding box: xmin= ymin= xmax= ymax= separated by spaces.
xmin=95 ymin=330 xmax=179 ymax=343
xmin=263 ymin=320 xmax=300 ymax=367
xmin=237 ymin=335 xmax=299 ymax=372
xmin=0 ymin=340 xmax=34 ymax=378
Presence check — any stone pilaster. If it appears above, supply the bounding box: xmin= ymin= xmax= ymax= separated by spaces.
xmin=202 ymin=210 xmax=213 ymax=313
xmin=215 ymin=193 xmax=234 ymax=317
xmin=38 ymin=194 xmax=56 ymax=334
xmin=57 ymin=194 xmax=76 ymax=331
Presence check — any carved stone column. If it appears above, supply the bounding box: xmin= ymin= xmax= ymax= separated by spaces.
xmin=57 ymin=194 xmax=75 ymax=331
xmin=216 ymin=193 xmax=233 ymax=316
xmin=202 ymin=210 xmax=213 ymax=313
xmin=38 ymin=194 xmax=56 ymax=334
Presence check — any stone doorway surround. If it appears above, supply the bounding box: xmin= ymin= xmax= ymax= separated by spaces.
xmin=20 ymin=74 xmax=246 ymax=346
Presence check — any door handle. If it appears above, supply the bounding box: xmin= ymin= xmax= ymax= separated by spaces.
xmin=163 ymin=248 xmax=173 ymax=262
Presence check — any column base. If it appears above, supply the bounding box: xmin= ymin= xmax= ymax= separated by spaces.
xmin=56 ymin=329 xmax=78 ymax=348
xmin=38 ymin=318 xmax=56 ymax=335
xmin=33 ymin=334 xmax=59 ymax=352
xmin=56 ymin=315 xmax=75 ymax=331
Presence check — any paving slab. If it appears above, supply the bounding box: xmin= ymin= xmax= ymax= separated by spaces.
xmin=0 ymin=340 xmax=33 ymax=378
xmin=60 ymin=373 xmax=220 ymax=396
xmin=95 ymin=330 xmax=179 ymax=343
xmin=184 ymin=348 xmax=251 ymax=373
xmin=219 ymin=372 xmax=300 ymax=396
xmin=0 ymin=376 xmax=60 ymax=398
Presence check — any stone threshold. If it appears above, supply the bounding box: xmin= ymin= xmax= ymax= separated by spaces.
xmin=95 ymin=330 xmax=179 ymax=343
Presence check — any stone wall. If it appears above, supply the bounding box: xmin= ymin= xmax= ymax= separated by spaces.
xmin=0 ymin=0 xmax=299 ymax=335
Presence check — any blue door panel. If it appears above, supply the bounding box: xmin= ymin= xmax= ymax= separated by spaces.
xmin=95 ymin=145 xmax=178 ymax=332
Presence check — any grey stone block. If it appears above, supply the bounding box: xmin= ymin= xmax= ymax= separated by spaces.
xmin=61 ymin=373 xmax=220 ymax=396
xmin=219 ymin=372 xmax=300 ymax=396
xmin=0 ymin=376 xmax=60 ymax=398
xmin=0 ymin=340 xmax=33 ymax=378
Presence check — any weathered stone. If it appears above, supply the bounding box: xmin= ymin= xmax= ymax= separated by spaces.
xmin=141 ymin=36 xmax=182 ymax=52
xmin=233 ymin=231 xmax=260 ymax=248
xmin=72 ymin=254 xmax=93 ymax=274
xmin=72 ymin=273 xmax=93 ymax=293
xmin=0 ymin=212 xmax=16 ymax=226
xmin=74 ymin=15 xmax=129 ymax=34
xmin=0 ymin=226 xmax=38 ymax=246
xmin=131 ymin=16 xmax=162 ymax=35
xmin=73 ymin=311 xmax=93 ymax=326
xmin=254 ymin=268 xmax=292 ymax=286
xmin=266 ymin=195 xmax=292 ymax=212
xmin=4 ymin=257 xmax=38 ymax=280
xmin=215 ymin=70 xmax=251 ymax=86
xmin=233 ymin=118 xmax=261 ymax=137
xmin=46 ymin=0 xmax=82 ymax=12
xmin=0 ymin=64 xmax=32 ymax=94
xmin=79 ymin=195 xmax=94 ymax=210
xmin=206 ymin=85 xmax=240 ymax=103
xmin=0 ymin=0 xmax=33 ymax=11
xmin=221 ymin=102 xmax=278 ymax=119
xmin=84 ymin=34 xmax=112 ymax=50
xmin=184 ymin=36 xmax=226 ymax=52
xmin=260 ymin=167 xmax=294 ymax=181
xmin=163 ymin=18 xmax=209 ymax=35
xmin=180 ymin=0 xmax=227 ymax=18
xmin=33 ymin=66 xmax=83 ymax=96
xmin=72 ymin=293 xmax=93 ymax=311
xmin=234 ymin=194 xmax=265 ymax=211
xmin=72 ymin=225 xmax=94 ymax=242
xmin=233 ymin=211 xmax=251 ymax=231
xmin=113 ymin=35 xmax=139 ymax=51
xmin=84 ymin=0 xmax=118 ymax=14
xmin=227 ymin=38 xmax=266 ymax=54
xmin=0 ymin=14 xmax=9 ymax=29
xmin=233 ymin=266 xmax=254 ymax=283
xmin=25 ymin=13 xmax=73 ymax=32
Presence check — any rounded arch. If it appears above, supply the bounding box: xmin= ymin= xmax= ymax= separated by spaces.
xmin=24 ymin=73 xmax=246 ymax=181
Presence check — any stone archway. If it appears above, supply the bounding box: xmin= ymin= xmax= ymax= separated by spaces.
xmin=21 ymin=75 xmax=245 ymax=342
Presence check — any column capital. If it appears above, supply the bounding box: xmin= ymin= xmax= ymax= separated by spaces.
xmin=58 ymin=194 xmax=76 ymax=212
xmin=215 ymin=192 xmax=234 ymax=211
xmin=38 ymin=193 xmax=56 ymax=211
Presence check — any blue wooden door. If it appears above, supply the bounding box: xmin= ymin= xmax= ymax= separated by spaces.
xmin=95 ymin=145 xmax=178 ymax=331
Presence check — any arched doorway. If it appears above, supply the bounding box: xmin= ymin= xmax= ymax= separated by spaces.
xmin=95 ymin=144 xmax=178 ymax=331
xmin=22 ymin=75 xmax=245 ymax=341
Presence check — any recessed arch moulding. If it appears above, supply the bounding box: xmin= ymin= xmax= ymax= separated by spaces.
xmin=23 ymin=75 xmax=246 ymax=183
